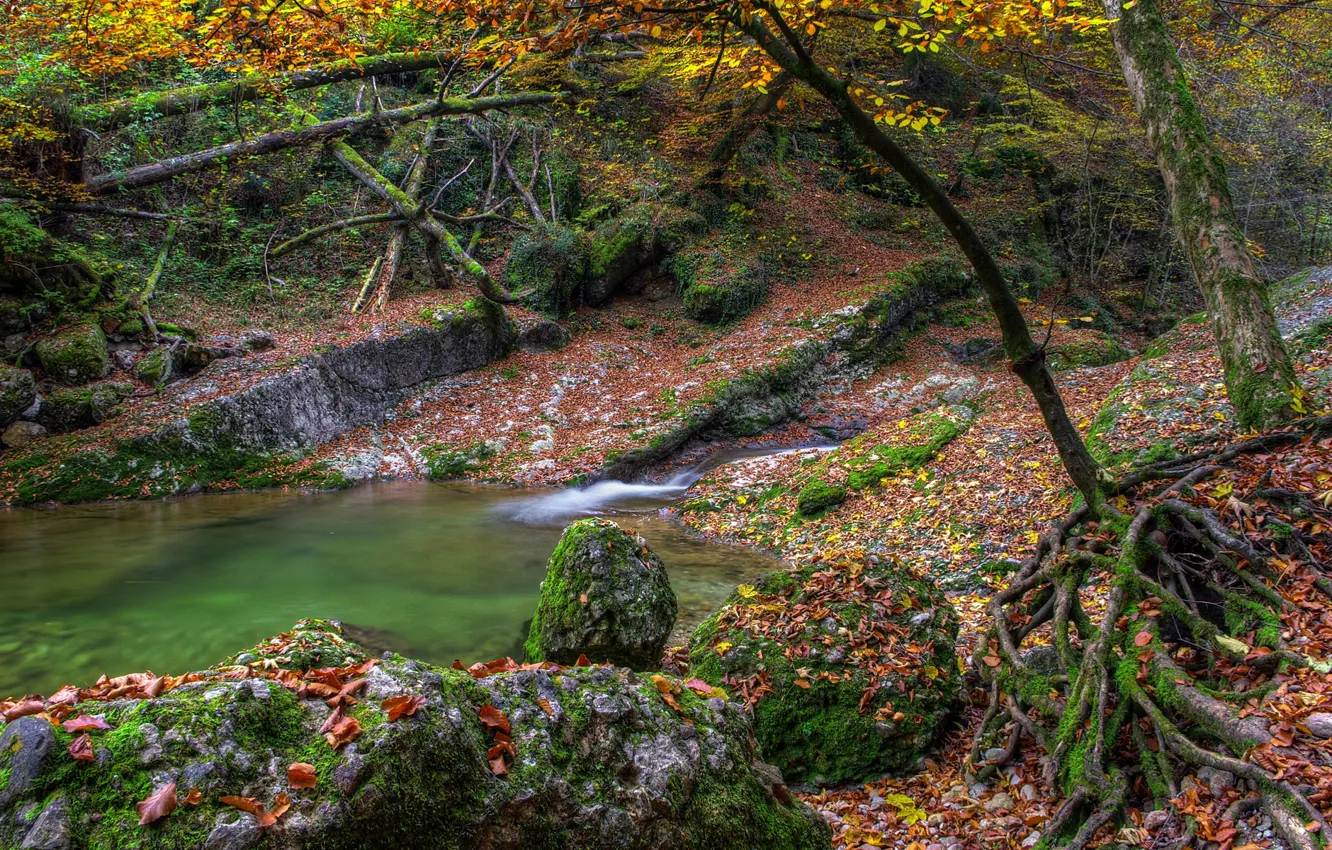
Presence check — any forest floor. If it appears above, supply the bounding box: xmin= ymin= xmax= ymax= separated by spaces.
xmin=675 ymin=265 xmax=1332 ymax=850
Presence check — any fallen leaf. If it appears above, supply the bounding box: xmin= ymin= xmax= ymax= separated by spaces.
xmin=1134 ymin=631 xmax=1153 ymax=647
xmin=67 ymin=733 xmax=95 ymax=761
xmin=489 ymin=754 xmax=509 ymax=776
xmin=137 ymin=782 xmax=177 ymax=826
xmin=2 ymin=700 xmax=44 ymax=722
xmin=537 ymin=698 xmax=554 ymax=716
xmin=324 ymin=716 xmax=362 ymax=749
xmin=184 ymin=789 xmax=203 ymax=806
xmin=62 ymin=714 xmax=111 ymax=733
xmin=478 ymin=704 xmax=511 ymax=733
xmin=221 ymin=792 xmax=292 ymax=828
xmin=382 ymin=694 xmax=426 ymax=722
xmin=575 ymin=654 xmax=591 ymax=667
xmin=287 ymin=762 xmax=317 ymax=789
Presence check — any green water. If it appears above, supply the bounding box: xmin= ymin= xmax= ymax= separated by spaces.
xmin=0 ymin=481 xmax=779 ymax=697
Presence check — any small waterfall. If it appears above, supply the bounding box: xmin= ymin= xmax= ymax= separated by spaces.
xmin=507 ymin=470 xmax=700 ymax=524
xmin=505 ymin=443 xmax=837 ymax=525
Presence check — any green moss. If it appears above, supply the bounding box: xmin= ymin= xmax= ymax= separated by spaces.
xmin=1047 ymin=333 xmax=1133 ymax=371
xmin=689 ymin=563 xmax=958 ymax=783
xmin=844 ymin=412 xmax=967 ymax=490
xmin=506 ymin=224 xmax=588 ymax=318
xmin=35 ymin=322 xmax=110 ymax=385
xmin=39 ymin=382 xmax=135 ymax=433
xmin=420 ymin=440 xmax=499 ymax=480
xmin=795 ymin=479 xmax=846 ymax=518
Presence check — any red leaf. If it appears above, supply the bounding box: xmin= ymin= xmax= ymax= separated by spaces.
xmin=324 ymin=716 xmax=363 ymax=749
xmin=488 ymin=753 xmax=509 ymax=776
xmin=136 ymin=782 xmax=177 ymax=825
xmin=67 ymin=734 xmax=95 ymax=761
xmin=382 ymin=694 xmax=426 ymax=722
xmin=62 ymin=714 xmax=111 ymax=733
xmin=683 ymin=679 xmax=716 ymax=696
xmin=478 ymin=704 xmax=511 ymax=733
xmin=287 ymin=762 xmax=318 ymax=789
xmin=1134 ymin=631 xmax=1153 ymax=647
xmin=575 ymin=654 xmax=591 ymax=667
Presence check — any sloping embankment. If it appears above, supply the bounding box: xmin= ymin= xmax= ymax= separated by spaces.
xmin=0 ymin=301 xmax=516 ymax=504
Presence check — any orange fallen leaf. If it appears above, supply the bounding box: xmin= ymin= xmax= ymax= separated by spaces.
xmin=221 ymin=792 xmax=291 ymax=828
xmin=1134 ymin=631 xmax=1153 ymax=647
xmin=136 ymin=782 xmax=177 ymax=825
xmin=478 ymin=704 xmax=511 ymax=733
xmin=324 ymin=716 xmax=362 ymax=749
xmin=184 ymin=789 xmax=203 ymax=806
xmin=67 ymin=733 xmax=95 ymax=761
xmin=382 ymin=694 xmax=426 ymax=721
xmin=489 ymin=754 xmax=509 ymax=776
xmin=2 ymin=700 xmax=44 ymax=721
xmin=62 ymin=714 xmax=111 ymax=733
xmin=288 ymin=762 xmax=318 ymax=789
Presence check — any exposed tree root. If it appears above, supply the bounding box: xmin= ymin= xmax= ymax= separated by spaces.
xmin=975 ymin=415 xmax=1332 ymax=849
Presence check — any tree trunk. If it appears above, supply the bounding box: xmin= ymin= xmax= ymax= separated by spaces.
xmin=69 ymin=52 xmax=456 ymax=134
xmin=739 ymin=8 xmax=1107 ymax=508
xmin=90 ymin=92 xmax=560 ymax=195
xmin=1103 ymin=0 xmax=1301 ymax=430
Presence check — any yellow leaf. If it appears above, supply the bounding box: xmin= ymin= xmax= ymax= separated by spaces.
xmin=737 ymin=584 xmax=758 ymax=599
xmin=715 ymin=642 xmax=733 ymax=654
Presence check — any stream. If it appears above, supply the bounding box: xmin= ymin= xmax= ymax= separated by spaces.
xmin=0 ymin=477 xmax=782 ymax=698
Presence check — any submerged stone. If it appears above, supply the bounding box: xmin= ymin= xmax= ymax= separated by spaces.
xmin=525 ymin=518 xmax=678 ymax=670
xmin=0 ymin=620 xmax=830 ymax=850
xmin=689 ymin=556 xmax=960 ymax=784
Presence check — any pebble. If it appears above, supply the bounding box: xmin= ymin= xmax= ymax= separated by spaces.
xmin=1304 ymin=712 xmax=1332 ymax=739
xmin=982 ymin=792 xmax=1014 ymax=813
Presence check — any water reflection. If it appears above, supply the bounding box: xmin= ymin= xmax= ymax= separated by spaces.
xmin=0 ymin=481 xmax=780 ymax=697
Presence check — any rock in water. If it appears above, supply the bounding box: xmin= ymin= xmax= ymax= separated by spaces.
xmin=525 ymin=518 xmax=678 ymax=670
xmin=0 ymin=620 xmax=830 ymax=850
xmin=689 ymin=555 xmax=960 ymax=784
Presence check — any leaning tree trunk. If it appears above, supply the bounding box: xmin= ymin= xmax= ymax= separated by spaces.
xmin=698 ymin=70 xmax=795 ymax=187
xmin=1103 ymin=0 xmax=1302 ymax=430
xmin=739 ymin=7 xmax=1107 ymax=509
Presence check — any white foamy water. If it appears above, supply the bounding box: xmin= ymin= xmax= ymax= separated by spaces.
xmin=506 ymin=471 xmax=699 ymax=524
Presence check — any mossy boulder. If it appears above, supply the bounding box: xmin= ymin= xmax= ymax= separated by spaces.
xmin=135 ymin=346 xmax=174 ymax=387
xmin=689 ymin=556 xmax=960 ymax=784
xmin=0 ymin=207 xmax=104 ymax=305
xmin=37 ymin=381 xmax=135 ymax=434
xmin=0 ymin=364 xmax=36 ymax=427
xmin=506 ymin=224 xmax=588 ymax=318
xmin=584 ymin=203 xmax=705 ymax=306
xmin=671 ymin=243 xmax=769 ymax=325
xmin=796 ymin=479 xmax=846 ymax=518
xmin=525 ymin=518 xmax=679 ymax=670
xmin=0 ymin=620 xmax=830 ymax=850
xmin=35 ymin=322 xmax=111 ymax=385
xmin=1048 ymin=332 xmax=1134 ymax=371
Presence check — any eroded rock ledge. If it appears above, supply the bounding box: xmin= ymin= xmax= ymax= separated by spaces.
xmin=0 ymin=620 xmax=830 ymax=850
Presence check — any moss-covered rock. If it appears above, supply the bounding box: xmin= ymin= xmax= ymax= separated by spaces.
xmin=1047 ymin=332 xmax=1134 ymax=371
xmin=0 ymin=208 xmax=104 ymax=307
xmin=584 ymin=203 xmax=705 ymax=306
xmin=134 ymin=346 xmax=174 ymax=388
xmin=506 ymin=224 xmax=588 ymax=318
xmin=0 ymin=620 xmax=830 ymax=850
xmin=671 ymin=242 xmax=769 ymax=325
xmin=36 ymin=381 xmax=135 ymax=434
xmin=689 ymin=556 xmax=960 ymax=784
xmin=796 ymin=479 xmax=846 ymax=518
xmin=35 ymin=322 xmax=111 ymax=385
xmin=0 ymin=364 xmax=36 ymax=427
xmin=525 ymin=518 xmax=679 ymax=670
